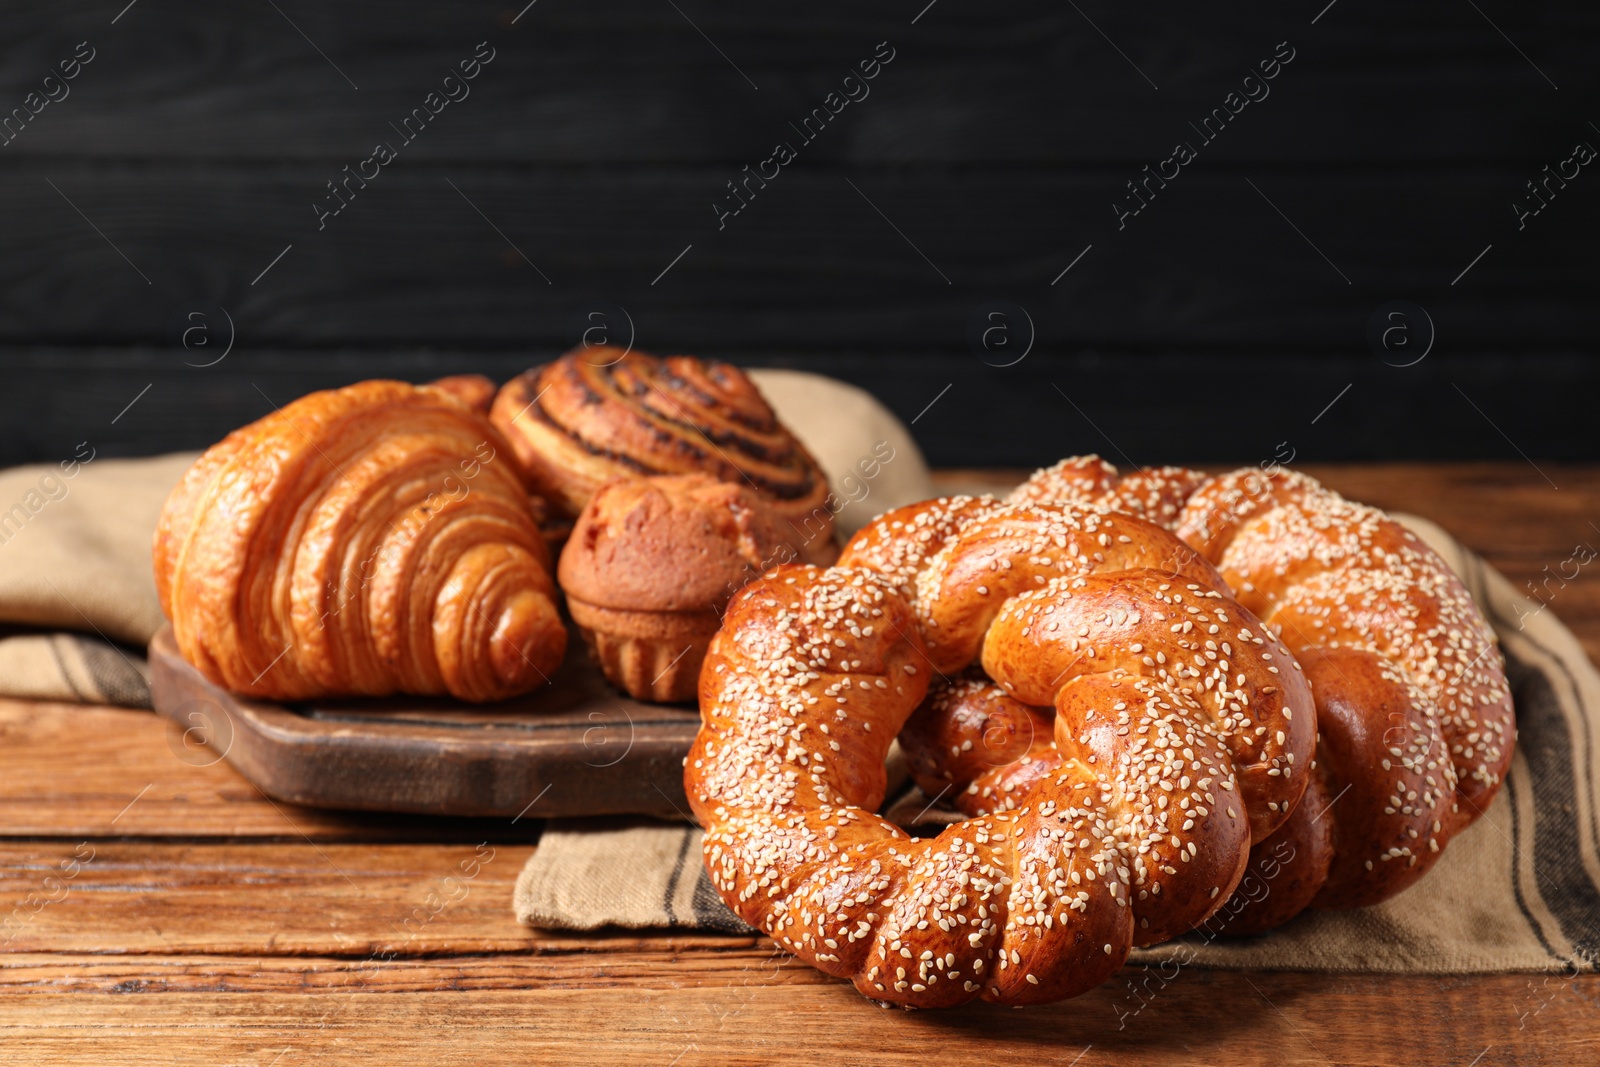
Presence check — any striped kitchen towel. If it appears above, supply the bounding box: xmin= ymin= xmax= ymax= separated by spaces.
xmin=0 ymin=452 xmax=198 ymax=709
xmin=516 ymin=513 xmax=1600 ymax=975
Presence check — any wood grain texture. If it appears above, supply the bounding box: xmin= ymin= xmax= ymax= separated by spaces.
xmin=147 ymin=626 xmax=698 ymax=820
xmin=0 ymin=701 xmax=544 ymax=842
xmin=5 ymin=1 xmax=1594 ymax=469
xmin=4 ymin=1 xmax=1592 ymax=165
xmin=7 ymin=350 xmax=1600 ymax=471
xmin=0 ymin=841 xmax=535 ymax=956
xmin=0 ymin=974 xmax=1594 ymax=1066
xmin=2 ymin=168 xmax=1592 ymax=350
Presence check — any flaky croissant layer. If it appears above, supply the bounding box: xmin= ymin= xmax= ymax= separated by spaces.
xmin=154 ymin=380 xmax=566 ymax=703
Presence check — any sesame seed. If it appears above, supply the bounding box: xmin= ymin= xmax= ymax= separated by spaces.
xmin=686 ymin=463 xmax=1510 ymax=1009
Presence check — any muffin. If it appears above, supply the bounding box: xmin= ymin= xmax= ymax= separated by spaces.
xmin=558 ymin=474 xmax=836 ymax=703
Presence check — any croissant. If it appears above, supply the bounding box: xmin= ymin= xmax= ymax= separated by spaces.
xmin=490 ymin=348 xmax=834 ymax=540
xmin=909 ymin=458 xmax=1515 ymax=933
xmin=153 ymin=380 xmax=566 ymax=704
xmin=685 ymin=497 xmax=1316 ymax=1007
xmin=426 ymin=373 xmax=498 ymax=414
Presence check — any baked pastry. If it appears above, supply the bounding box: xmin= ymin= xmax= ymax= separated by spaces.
xmin=490 ymin=348 xmax=834 ymax=543
xmin=1006 ymin=455 xmax=1208 ymax=529
xmin=1174 ymin=466 xmax=1514 ymax=929
xmin=912 ymin=458 xmax=1516 ymax=934
xmin=685 ymin=499 xmax=1315 ymax=1007
xmin=153 ymin=380 xmax=566 ymax=703
xmin=421 ymin=374 xmax=572 ymax=549
xmin=426 ymin=373 xmax=498 ymax=414
xmin=559 ymin=474 xmax=833 ymax=702
xmin=898 ymin=459 xmax=1236 ymax=816
xmin=898 ymin=669 xmax=1059 ymax=817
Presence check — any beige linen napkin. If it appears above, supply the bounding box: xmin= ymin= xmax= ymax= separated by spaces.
xmin=516 ymin=514 xmax=1600 ymax=976
xmin=747 ymin=368 xmax=931 ymax=536
xmin=0 ymin=452 xmax=196 ymax=706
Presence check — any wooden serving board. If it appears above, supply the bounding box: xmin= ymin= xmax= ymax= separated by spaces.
xmin=146 ymin=625 xmax=699 ymax=819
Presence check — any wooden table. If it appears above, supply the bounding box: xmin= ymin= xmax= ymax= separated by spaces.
xmin=2 ymin=464 xmax=1597 ymax=1065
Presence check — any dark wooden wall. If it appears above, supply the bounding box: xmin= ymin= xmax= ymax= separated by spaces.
xmin=2 ymin=1 xmax=1596 ymax=467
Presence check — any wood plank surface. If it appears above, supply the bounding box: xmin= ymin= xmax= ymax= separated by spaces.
xmin=1 ymin=464 xmax=1597 ymax=1063
xmin=11 ymin=349 xmax=1600 ymax=472
xmin=0 ymin=841 xmax=532 ymax=956
xmin=7 ymin=1 xmax=1595 ymax=475
xmin=0 ymin=701 xmax=543 ymax=842
xmin=0 ymin=972 xmax=1594 ymax=1067
xmin=3 ymin=168 xmax=1591 ymax=351
xmin=7 ymin=1 xmax=1592 ymax=165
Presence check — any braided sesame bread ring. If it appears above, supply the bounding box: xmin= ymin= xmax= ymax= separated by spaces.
xmin=962 ymin=459 xmax=1516 ymax=934
xmin=1007 ymin=456 xmax=1209 ymax=528
xmin=1173 ymin=468 xmax=1515 ymax=928
xmin=897 ymin=465 xmax=1241 ymax=824
xmin=898 ymin=670 xmax=1059 ymax=817
xmin=685 ymin=498 xmax=1314 ymax=1007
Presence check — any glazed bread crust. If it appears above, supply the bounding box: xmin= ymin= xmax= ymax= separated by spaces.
xmin=1173 ymin=468 xmax=1514 ymax=924
xmin=924 ymin=458 xmax=1517 ymax=934
xmin=685 ymin=496 xmax=1313 ymax=1007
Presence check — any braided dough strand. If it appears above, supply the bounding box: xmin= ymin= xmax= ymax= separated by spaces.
xmin=933 ymin=458 xmax=1516 ymax=932
xmin=1174 ymin=468 xmax=1514 ymax=921
xmin=687 ymin=496 xmax=1313 ymax=1007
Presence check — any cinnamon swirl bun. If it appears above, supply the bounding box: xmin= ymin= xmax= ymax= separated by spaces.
xmin=490 ymin=348 xmax=834 ymax=544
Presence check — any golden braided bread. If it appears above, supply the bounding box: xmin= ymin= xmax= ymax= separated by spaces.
xmin=899 ymin=669 xmax=1060 ymax=817
xmin=153 ymin=380 xmax=566 ymax=704
xmin=685 ymin=498 xmax=1314 ymax=1006
xmin=917 ymin=458 xmax=1516 ymax=933
xmin=1007 ymin=456 xmax=1208 ymax=529
xmin=1175 ymin=466 xmax=1515 ymax=927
